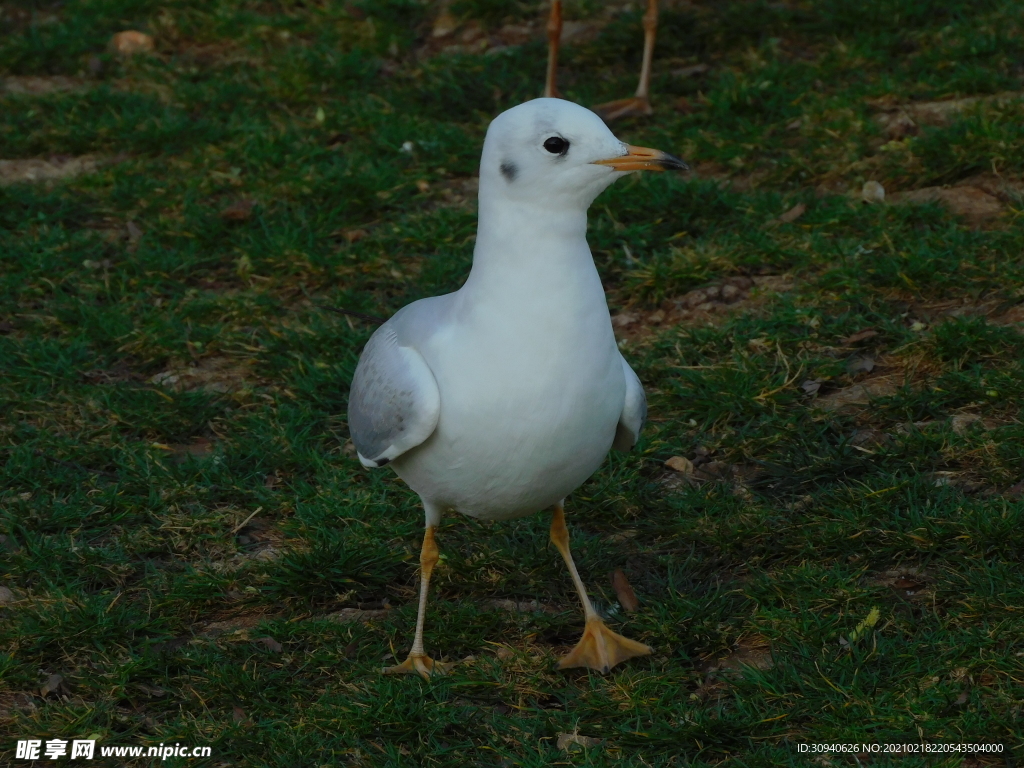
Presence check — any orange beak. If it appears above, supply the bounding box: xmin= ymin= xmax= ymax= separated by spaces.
xmin=592 ymin=144 xmax=689 ymax=172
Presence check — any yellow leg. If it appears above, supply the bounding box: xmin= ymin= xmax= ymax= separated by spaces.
xmin=544 ymin=0 xmax=562 ymax=98
xmin=384 ymin=526 xmax=449 ymax=679
xmin=550 ymin=504 xmax=652 ymax=673
xmin=593 ymin=0 xmax=658 ymax=121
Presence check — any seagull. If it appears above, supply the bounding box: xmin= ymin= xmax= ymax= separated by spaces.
xmin=348 ymin=98 xmax=687 ymax=679
xmin=545 ymin=0 xmax=661 ymax=121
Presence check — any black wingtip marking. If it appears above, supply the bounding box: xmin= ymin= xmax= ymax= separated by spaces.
xmin=375 ymin=457 xmax=390 ymax=467
xmin=500 ymin=161 xmax=518 ymax=182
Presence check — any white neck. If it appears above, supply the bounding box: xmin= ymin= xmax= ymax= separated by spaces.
xmin=461 ymin=193 xmax=599 ymax=308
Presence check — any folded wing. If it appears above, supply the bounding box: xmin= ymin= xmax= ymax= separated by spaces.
xmin=612 ymin=354 xmax=646 ymax=452
xmin=348 ymin=324 xmax=441 ymax=468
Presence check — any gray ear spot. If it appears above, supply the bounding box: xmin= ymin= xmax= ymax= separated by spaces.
xmin=500 ymin=161 xmax=518 ymax=182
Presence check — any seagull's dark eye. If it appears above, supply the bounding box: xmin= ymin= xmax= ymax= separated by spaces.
xmin=543 ymin=136 xmax=569 ymax=155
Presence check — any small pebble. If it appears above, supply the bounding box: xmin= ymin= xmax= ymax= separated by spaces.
xmin=862 ymin=180 xmax=885 ymax=204
xmin=109 ymin=30 xmax=155 ymax=56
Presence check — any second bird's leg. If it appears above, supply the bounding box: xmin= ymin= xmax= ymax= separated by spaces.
xmin=593 ymin=0 xmax=658 ymax=121
xmin=544 ymin=0 xmax=563 ymax=98
xmin=384 ymin=525 xmax=449 ymax=679
xmin=550 ymin=502 xmax=652 ymax=673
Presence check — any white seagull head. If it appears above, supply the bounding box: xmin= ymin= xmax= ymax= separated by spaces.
xmin=478 ymin=98 xmax=687 ymax=211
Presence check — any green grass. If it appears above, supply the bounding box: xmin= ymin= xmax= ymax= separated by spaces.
xmin=2 ymin=0 xmax=1024 ymax=765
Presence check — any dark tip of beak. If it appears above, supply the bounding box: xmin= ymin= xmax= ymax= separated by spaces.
xmin=659 ymin=152 xmax=690 ymax=172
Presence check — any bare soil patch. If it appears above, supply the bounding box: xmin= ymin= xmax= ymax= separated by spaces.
xmin=324 ymin=606 xmax=393 ymax=624
xmin=428 ymin=175 xmax=479 ymax=209
xmin=0 ymin=156 xmax=108 ymax=186
xmin=704 ymin=635 xmax=774 ymax=675
xmin=612 ymin=275 xmax=796 ymax=339
xmin=420 ymin=12 xmax=605 ymax=59
xmin=485 ymin=598 xmax=560 ymax=615
xmin=1 ymin=76 xmax=88 ymax=96
xmin=662 ymin=451 xmax=761 ymax=499
xmin=889 ymin=185 xmax=1005 ymax=229
xmin=874 ymin=92 xmax=1023 ymax=138
xmin=814 ymin=374 xmax=903 ymax=411
xmin=150 ymin=356 xmax=257 ymax=394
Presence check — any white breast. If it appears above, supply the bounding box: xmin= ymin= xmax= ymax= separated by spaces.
xmin=391 ymin=243 xmax=624 ymax=519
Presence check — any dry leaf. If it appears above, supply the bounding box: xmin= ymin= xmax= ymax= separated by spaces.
xmin=950 ymin=413 xmax=982 ymax=435
xmin=664 ymin=456 xmax=694 ymax=475
xmin=1004 ymin=480 xmax=1024 ymax=498
xmin=778 ymin=202 xmax=806 ymax=223
xmin=842 ymin=328 xmax=878 ymax=344
xmin=40 ymin=674 xmax=65 ymax=697
xmin=110 ymin=31 xmax=155 ymax=55
xmin=876 ymin=109 xmax=917 ymax=139
xmin=611 ymin=569 xmax=639 ymax=612
xmin=0 ymin=586 xmax=15 ymax=604
xmin=126 ymin=220 xmax=144 ymax=242
xmin=673 ymin=96 xmax=696 ymax=114
xmin=556 ymin=732 xmax=603 ymax=752
xmin=232 ymin=705 xmax=248 ymax=724
xmin=432 ymin=10 xmax=459 ymax=38
xmin=801 ymin=379 xmax=821 ymax=395
xmin=256 ymin=636 xmax=283 ymax=653
xmin=847 ymin=356 xmax=875 ymax=374
xmin=342 ymin=228 xmax=368 ymax=243
xmin=221 ymin=199 xmax=256 ymax=221
xmin=415 ymin=179 xmax=430 ymax=193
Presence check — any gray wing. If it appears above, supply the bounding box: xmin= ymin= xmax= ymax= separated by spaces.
xmin=347 ymin=322 xmax=440 ymax=468
xmin=612 ymin=354 xmax=646 ymax=452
